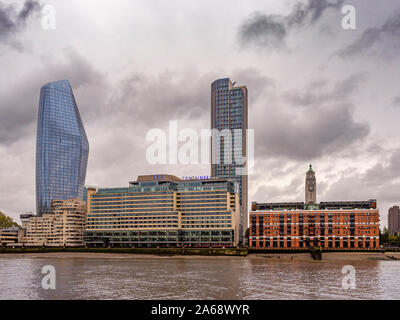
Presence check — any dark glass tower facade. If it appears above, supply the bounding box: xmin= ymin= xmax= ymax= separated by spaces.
xmin=36 ymin=80 xmax=89 ymax=215
xmin=211 ymin=78 xmax=248 ymax=244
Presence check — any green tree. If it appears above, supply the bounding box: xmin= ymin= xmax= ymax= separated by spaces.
xmin=244 ymin=228 xmax=249 ymax=247
xmin=0 ymin=211 xmax=21 ymax=229
xmin=380 ymin=227 xmax=390 ymax=244
xmin=388 ymin=234 xmax=400 ymax=247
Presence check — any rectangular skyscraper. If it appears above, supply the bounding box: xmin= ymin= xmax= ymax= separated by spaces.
xmin=211 ymin=78 xmax=248 ymax=244
xmin=388 ymin=206 xmax=400 ymax=235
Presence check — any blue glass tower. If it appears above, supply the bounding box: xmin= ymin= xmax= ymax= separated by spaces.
xmin=36 ymin=80 xmax=89 ymax=215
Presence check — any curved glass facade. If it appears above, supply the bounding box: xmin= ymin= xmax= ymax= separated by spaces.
xmin=36 ymin=80 xmax=89 ymax=215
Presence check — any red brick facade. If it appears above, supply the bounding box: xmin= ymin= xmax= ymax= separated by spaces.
xmin=249 ymin=209 xmax=380 ymax=249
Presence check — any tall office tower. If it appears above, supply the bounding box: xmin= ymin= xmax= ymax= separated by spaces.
xmin=305 ymin=164 xmax=316 ymax=204
xmin=36 ymin=80 xmax=89 ymax=215
xmin=388 ymin=206 xmax=400 ymax=235
xmin=211 ymin=78 xmax=248 ymax=244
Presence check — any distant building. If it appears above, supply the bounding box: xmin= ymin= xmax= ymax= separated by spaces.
xmin=85 ymin=175 xmax=240 ymax=247
xmin=249 ymin=166 xmax=380 ymax=250
xmin=36 ymin=80 xmax=89 ymax=215
xmin=211 ymin=78 xmax=248 ymax=244
xmin=388 ymin=206 xmax=400 ymax=235
xmin=22 ymin=199 xmax=86 ymax=247
xmin=0 ymin=227 xmax=24 ymax=247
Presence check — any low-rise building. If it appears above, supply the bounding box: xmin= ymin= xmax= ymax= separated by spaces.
xmin=22 ymin=199 xmax=86 ymax=247
xmin=250 ymin=201 xmax=379 ymax=249
xmin=0 ymin=227 xmax=24 ymax=247
xmin=85 ymin=175 xmax=240 ymax=247
xmin=249 ymin=166 xmax=380 ymax=250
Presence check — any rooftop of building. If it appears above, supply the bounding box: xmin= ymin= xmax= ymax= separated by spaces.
xmin=211 ymin=77 xmax=247 ymax=90
xmin=251 ymin=199 xmax=377 ymax=211
xmin=91 ymin=174 xmax=237 ymax=195
xmin=85 ymin=184 xmax=99 ymax=187
xmin=20 ymin=213 xmax=35 ymax=219
xmin=131 ymin=174 xmax=232 ymax=184
xmin=42 ymin=79 xmax=71 ymax=89
xmin=0 ymin=227 xmax=21 ymax=232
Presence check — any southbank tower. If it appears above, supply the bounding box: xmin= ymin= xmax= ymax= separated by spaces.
xmin=211 ymin=78 xmax=248 ymax=244
xmin=36 ymin=80 xmax=89 ymax=215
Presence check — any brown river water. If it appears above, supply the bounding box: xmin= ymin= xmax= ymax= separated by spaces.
xmin=0 ymin=255 xmax=399 ymax=300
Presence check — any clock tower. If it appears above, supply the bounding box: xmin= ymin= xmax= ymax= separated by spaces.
xmin=305 ymin=164 xmax=316 ymax=204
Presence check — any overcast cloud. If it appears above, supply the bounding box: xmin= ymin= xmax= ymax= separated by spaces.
xmin=338 ymin=11 xmax=400 ymax=57
xmin=0 ymin=0 xmax=399 ymax=229
xmin=238 ymin=0 xmax=344 ymax=49
xmin=0 ymin=0 xmax=41 ymax=46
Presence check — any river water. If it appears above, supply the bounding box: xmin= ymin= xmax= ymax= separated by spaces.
xmin=0 ymin=256 xmax=399 ymax=300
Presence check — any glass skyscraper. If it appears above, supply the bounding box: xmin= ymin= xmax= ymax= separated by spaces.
xmin=36 ymin=80 xmax=89 ymax=215
xmin=211 ymin=78 xmax=248 ymax=244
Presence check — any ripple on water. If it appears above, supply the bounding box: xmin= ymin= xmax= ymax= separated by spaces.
xmin=0 ymin=257 xmax=399 ymax=300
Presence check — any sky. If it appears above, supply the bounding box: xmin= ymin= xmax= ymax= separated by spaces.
xmin=0 ymin=0 xmax=399 ymax=228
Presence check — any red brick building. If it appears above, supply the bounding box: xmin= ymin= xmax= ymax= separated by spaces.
xmin=249 ymin=166 xmax=380 ymax=250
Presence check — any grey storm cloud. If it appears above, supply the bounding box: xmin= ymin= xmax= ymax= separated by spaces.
xmin=0 ymin=0 xmax=41 ymax=41
xmin=0 ymin=0 xmax=398 ymax=227
xmin=238 ymin=14 xmax=287 ymax=48
xmin=108 ymin=70 xmax=211 ymax=126
xmin=324 ymin=147 xmax=400 ymax=206
xmin=253 ymin=176 xmax=303 ymax=202
xmin=1 ymin=48 xmax=247 ymax=146
xmin=105 ymin=67 xmax=277 ymax=144
xmin=393 ymin=96 xmax=400 ymax=107
xmin=284 ymin=72 xmax=367 ymax=106
xmin=231 ymin=68 xmax=276 ymax=103
xmin=255 ymin=103 xmax=369 ymax=160
xmin=238 ymin=0 xmax=344 ymax=48
xmin=0 ymin=49 xmax=104 ymax=145
xmin=338 ymin=11 xmax=400 ymax=58
xmin=253 ymin=74 xmax=370 ymax=161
